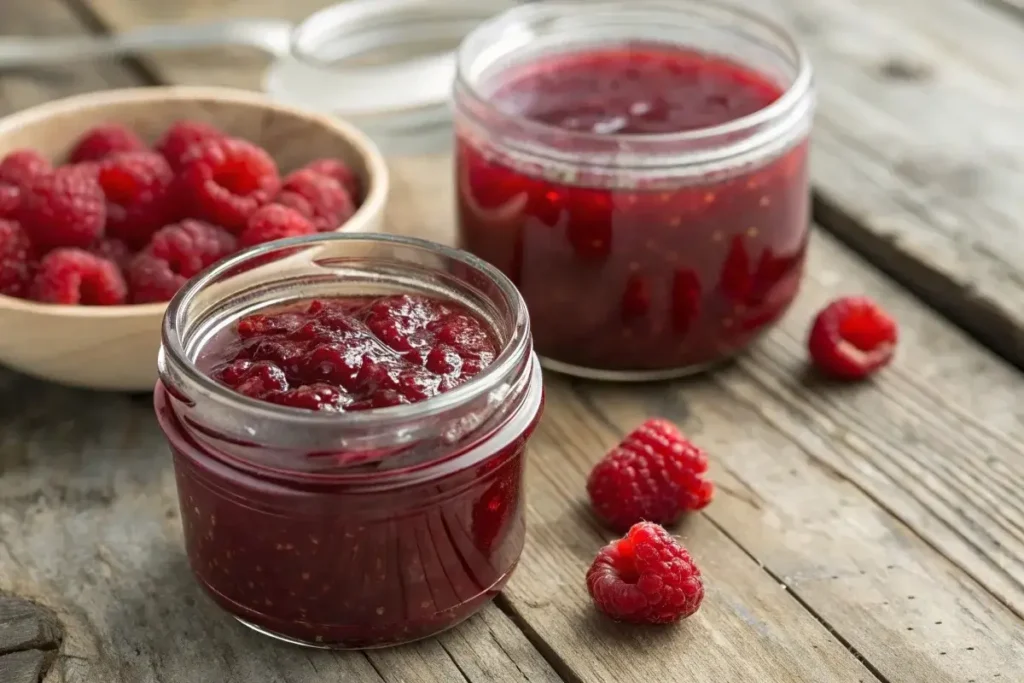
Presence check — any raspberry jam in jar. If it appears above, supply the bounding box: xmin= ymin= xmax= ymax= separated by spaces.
xmin=155 ymin=234 xmax=543 ymax=648
xmin=453 ymin=0 xmax=814 ymax=379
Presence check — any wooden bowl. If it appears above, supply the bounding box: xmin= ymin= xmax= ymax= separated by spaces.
xmin=0 ymin=86 xmax=390 ymax=392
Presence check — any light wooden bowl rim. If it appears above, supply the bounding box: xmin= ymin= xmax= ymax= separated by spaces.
xmin=0 ymin=85 xmax=390 ymax=319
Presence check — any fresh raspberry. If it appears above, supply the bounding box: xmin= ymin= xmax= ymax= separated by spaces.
xmin=303 ymin=158 xmax=361 ymax=201
xmin=238 ymin=204 xmax=315 ymax=248
xmin=149 ymin=219 xmax=236 ymax=278
xmin=177 ymin=137 xmax=280 ymax=232
xmin=276 ymin=169 xmax=354 ymax=232
xmin=125 ymin=251 xmax=183 ymax=304
xmin=89 ymin=238 xmax=131 ymax=269
xmin=97 ymin=151 xmax=175 ymax=248
xmin=19 ymin=166 xmax=106 ymax=250
xmin=155 ymin=120 xmax=225 ymax=170
xmin=0 ymin=219 xmax=33 ymax=297
xmin=273 ymin=190 xmax=314 ymax=219
xmin=808 ymin=295 xmax=898 ymax=380
xmin=586 ymin=521 xmax=704 ymax=624
xmin=588 ymin=418 xmax=713 ymax=532
xmin=30 ymin=248 xmax=126 ymax=305
xmin=68 ymin=124 xmax=146 ymax=163
xmin=0 ymin=149 xmax=51 ymax=188
xmin=0 ymin=185 xmax=21 ymax=218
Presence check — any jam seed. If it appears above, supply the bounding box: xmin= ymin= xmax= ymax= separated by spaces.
xmin=747 ymin=227 xmax=759 ymax=237
xmin=723 ymin=317 xmax=735 ymax=329
xmin=712 ymin=231 xmax=724 ymax=242
xmin=669 ymin=216 xmax=682 ymax=227
xmin=302 ymin=572 xmax=311 ymax=580
xmin=703 ymin=192 xmax=716 ymax=204
xmin=629 ymin=261 xmax=640 ymax=272
xmin=376 ymin=607 xmax=385 ymax=615
xmin=760 ymin=196 xmax=771 ymax=207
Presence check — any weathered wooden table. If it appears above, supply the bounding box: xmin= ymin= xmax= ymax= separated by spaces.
xmin=2 ymin=0 xmax=1024 ymax=681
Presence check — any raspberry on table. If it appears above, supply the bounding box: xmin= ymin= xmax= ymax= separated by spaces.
xmin=808 ymin=295 xmax=898 ymax=380
xmin=586 ymin=521 xmax=705 ymax=624
xmin=68 ymin=123 xmax=146 ymax=163
xmin=304 ymin=158 xmax=361 ymax=202
xmin=0 ymin=219 xmax=33 ymax=297
xmin=277 ymin=169 xmax=354 ymax=232
xmin=588 ymin=418 xmax=713 ymax=532
xmin=155 ymin=120 xmax=226 ymax=170
xmin=30 ymin=248 xmax=127 ymax=305
xmin=149 ymin=219 xmax=236 ymax=278
xmin=125 ymin=251 xmax=185 ymax=304
xmin=0 ymin=149 xmax=51 ymax=188
xmin=97 ymin=151 xmax=175 ymax=248
xmin=177 ymin=137 xmax=280 ymax=233
xmin=238 ymin=203 xmax=316 ymax=248
xmin=19 ymin=166 xmax=106 ymax=250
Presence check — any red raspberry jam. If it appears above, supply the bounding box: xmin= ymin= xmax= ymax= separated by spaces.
xmin=202 ymin=295 xmax=498 ymax=411
xmin=156 ymin=234 xmax=542 ymax=649
xmin=454 ymin=4 xmax=813 ymax=378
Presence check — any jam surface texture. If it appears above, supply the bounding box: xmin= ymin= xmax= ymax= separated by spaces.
xmin=204 ymin=294 xmax=498 ymax=411
xmin=457 ymin=44 xmax=810 ymax=373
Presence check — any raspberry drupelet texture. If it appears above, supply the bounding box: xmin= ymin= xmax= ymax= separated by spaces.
xmin=238 ymin=204 xmax=316 ymax=248
xmin=149 ymin=219 xmax=237 ymax=278
xmin=0 ymin=150 xmax=51 ymax=188
xmin=97 ymin=151 xmax=175 ymax=248
xmin=304 ymin=158 xmax=361 ymax=201
xmin=19 ymin=166 xmax=106 ymax=250
xmin=156 ymin=120 xmax=226 ymax=171
xmin=276 ymin=169 xmax=354 ymax=232
xmin=177 ymin=137 xmax=280 ymax=233
xmin=0 ymin=185 xmax=21 ymax=219
xmin=808 ymin=295 xmax=898 ymax=380
xmin=588 ymin=418 xmax=713 ymax=532
xmin=587 ymin=521 xmax=704 ymax=624
xmin=0 ymin=219 xmax=33 ymax=297
xmin=127 ymin=220 xmax=236 ymax=303
xmin=68 ymin=124 xmax=146 ymax=163
xmin=30 ymin=248 xmax=127 ymax=305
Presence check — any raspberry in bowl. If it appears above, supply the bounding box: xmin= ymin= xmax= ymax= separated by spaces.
xmin=453 ymin=0 xmax=815 ymax=379
xmin=155 ymin=233 xmax=543 ymax=648
xmin=0 ymin=86 xmax=389 ymax=391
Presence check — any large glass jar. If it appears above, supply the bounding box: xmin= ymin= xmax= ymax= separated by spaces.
xmin=155 ymin=234 xmax=543 ymax=649
xmin=453 ymin=0 xmax=815 ymax=380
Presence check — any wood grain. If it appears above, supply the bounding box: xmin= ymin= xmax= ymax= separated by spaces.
xmin=767 ymin=0 xmax=1024 ymax=365
xmin=383 ymin=154 xmax=1024 ymax=682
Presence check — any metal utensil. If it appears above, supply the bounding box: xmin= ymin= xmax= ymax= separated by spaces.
xmin=0 ymin=20 xmax=294 ymax=69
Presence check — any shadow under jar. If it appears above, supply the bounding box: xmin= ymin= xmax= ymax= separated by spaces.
xmin=155 ymin=234 xmax=543 ymax=649
xmin=453 ymin=0 xmax=815 ymax=380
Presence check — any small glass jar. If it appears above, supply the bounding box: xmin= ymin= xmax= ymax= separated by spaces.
xmin=453 ymin=0 xmax=815 ymax=380
xmin=155 ymin=234 xmax=543 ymax=649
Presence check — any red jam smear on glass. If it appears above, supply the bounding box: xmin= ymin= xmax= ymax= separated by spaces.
xmin=202 ymin=294 xmax=498 ymax=410
xmin=456 ymin=45 xmax=810 ymax=372
xmin=159 ymin=294 xmax=537 ymax=648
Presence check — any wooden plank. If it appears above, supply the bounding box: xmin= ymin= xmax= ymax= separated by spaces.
xmin=768 ymin=0 xmax=1024 ymax=365
xmin=382 ymin=153 xmax=1024 ymax=682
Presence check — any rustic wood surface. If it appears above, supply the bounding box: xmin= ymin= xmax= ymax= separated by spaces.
xmin=1 ymin=0 xmax=1023 ymax=681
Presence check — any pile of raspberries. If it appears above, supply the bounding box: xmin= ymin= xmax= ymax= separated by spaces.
xmin=0 ymin=121 xmax=363 ymax=305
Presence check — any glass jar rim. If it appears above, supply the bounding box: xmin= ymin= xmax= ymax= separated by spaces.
xmin=454 ymin=0 xmax=813 ymax=148
xmin=159 ymin=232 xmax=532 ymax=433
